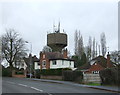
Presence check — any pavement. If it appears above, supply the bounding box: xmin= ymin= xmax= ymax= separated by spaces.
xmin=29 ymin=78 xmax=120 ymax=93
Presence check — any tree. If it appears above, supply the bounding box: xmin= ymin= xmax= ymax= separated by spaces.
xmin=74 ymin=30 xmax=84 ymax=58
xmin=100 ymin=32 xmax=107 ymax=57
xmin=86 ymin=36 xmax=92 ymax=61
xmin=92 ymin=37 xmax=95 ymax=58
xmin=1 ymin=29 xmax=27 ymax=70
xmin=42 ymin=45 xmax=52 ymax=52
xmin=111 ymin=51 xmax=120 ymax=64
xmin=98 ymin=44 xmax=101 ymax=55
xmin=71 ymin=55 xmax=80 ymax=67
xmin=80 ymin=52 xmax=87 ymax=66
xmin=77 ymin=31 xmax=84 ymax=59
xmin=95 ymin=42 xmax=98 ymax=57
xmin=74 ymin=30 xmax=78 ymax=55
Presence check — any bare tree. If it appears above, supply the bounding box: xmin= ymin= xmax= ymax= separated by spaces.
xmin=42 ymin=45 xmax=52 ymax=52
xmin=77 ymin=30 xmax=84 ymax=59
xmin=99 ymin=44 xmax=101 ymax=55
xmin=74 ymin=30 xmax=84 ymax=59
xmin=92 ymin=37 xmax=95 ymax=58
xmin=95 ymin=42 xmax=98 ymax=57
xmin=86 ymin=36 xmax=92 ymax=60
xmin=74 ymin=30 xmax=78 ymax=55
xmin=100 ymin=32 xmax=107 ymax=57
xmin=1 ymin=29 xmax=27 ymax=69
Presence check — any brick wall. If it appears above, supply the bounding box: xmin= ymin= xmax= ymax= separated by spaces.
xmin=12 ymin=70 xmax=26 ymax=78
xmin=41 ymin=75 xmax=62 ymax=80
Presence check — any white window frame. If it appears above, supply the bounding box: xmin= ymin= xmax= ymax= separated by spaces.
xmin=52 ymin=60 xmax=57 ymax=65
xmin=43 ymin=54 xmax=45 ymax=58
xmin=62 ymin=60 xmax=64 ymax=65
xmin=42 ymin=60 xmax=46 ymax=66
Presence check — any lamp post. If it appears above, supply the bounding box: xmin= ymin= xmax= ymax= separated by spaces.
xmin=25 ymin=41 xmax=32 ymax=78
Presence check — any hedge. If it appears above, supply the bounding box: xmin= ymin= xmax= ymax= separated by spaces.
xmin=35 ymin=69 xmax=41 ymax=79
xmin=2 ymin=67 xmax=12 ymax=77
xmin=62 ymin=70 xmax=83 ymax=83
xmin=99 ymin=65 xmax=120 ymax=86
xmin=40 ymin=68 xmax=71 ymax=76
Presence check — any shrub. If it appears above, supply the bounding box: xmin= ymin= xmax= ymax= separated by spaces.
xmin=2 ymin=67 xmax=12 ymax=77
xmin=40 ymin=68 xmax=72 ymax=76
xmin=41 ymin=69 xmax=62 ymax=76
xmin=62 ymin=70 xmax=83 ymax=83
xmin=15 ymin=71 xmax=24 ymax=75
xmin=35 ymin=69 xmax=41 ymax=79
xmin=99 ymin=66 xmax=120 ymax=86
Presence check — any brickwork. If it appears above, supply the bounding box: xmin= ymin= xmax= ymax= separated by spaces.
xmin=88 ymin=63 xmax=104 ymax=73
xmin=41 ymin=75 xmax=62 ymax=80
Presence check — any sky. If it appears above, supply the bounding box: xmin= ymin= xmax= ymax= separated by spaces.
xmin=0 ymin=0 xmax=118 ymax=58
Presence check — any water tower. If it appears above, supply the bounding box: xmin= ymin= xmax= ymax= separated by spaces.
xmin=47 ymin=22 xmax=67 ymax=52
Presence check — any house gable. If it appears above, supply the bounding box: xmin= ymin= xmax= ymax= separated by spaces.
xmin=88 ymin=62 xmax=104 ymax=73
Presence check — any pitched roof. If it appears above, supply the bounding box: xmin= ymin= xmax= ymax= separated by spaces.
xmin=91 ymin=56 xmax=114 ymax=68
xmin=32 ymin=55 xmax=39 ymax=62
xmin=23 ymin=55 xmax=39 ymax=66
xmin=44 ymin=52 xmax=64 ymax=59
xmin=79 ymin=55 xmax=115 ymax=70
xmin=49 ymin=58 xmax=74 ymax=61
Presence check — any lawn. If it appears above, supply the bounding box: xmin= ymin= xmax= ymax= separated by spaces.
xmin=86 ymin=82 xmax=101 ymax=86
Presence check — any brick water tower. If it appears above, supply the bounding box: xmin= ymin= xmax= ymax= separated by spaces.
xmin=47 ymin=22 xmax=67 ymax=52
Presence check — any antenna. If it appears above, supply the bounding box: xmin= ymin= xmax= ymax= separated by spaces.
xmin=107 ymin=47 xmax=109 ymax=53
xmin=58 ymin=21 xmax=60 ymax=33
xmin=53 ymin=21 xmax=55 ymax=33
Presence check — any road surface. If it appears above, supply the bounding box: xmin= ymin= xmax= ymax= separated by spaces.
xmin=2 ymin=77 xmax=118 ymax=95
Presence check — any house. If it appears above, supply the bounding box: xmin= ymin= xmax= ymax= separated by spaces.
xmin=40 ymin=49 xmax=75 ymax=70
xmin=79 ymin=52 xmax=115 ymax=83
xmin=32 ymin=55 xmax=40 ymax=70
xmin=80 ymin=52 xmax=115 ymax=74
xmin=15 ymin=59 xmax=27 ymax=70
xmin=1 ymin=58 xmax=27 ymax=70
xmin=23 ymin=54 xmax=40 ymax=76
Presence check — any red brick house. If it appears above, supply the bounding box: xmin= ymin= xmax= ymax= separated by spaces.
xmin=40 ymin=49 xmax=74 ymax=70
xmin=80 ymin=52 xmax=116 ymax=83
xmin=80 ymin=52 xmax=115 ymax=74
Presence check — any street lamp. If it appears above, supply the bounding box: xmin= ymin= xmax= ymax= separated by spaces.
xmin=25 ymin=41 xmax=32 ymax=78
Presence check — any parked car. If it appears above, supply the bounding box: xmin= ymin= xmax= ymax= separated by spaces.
xmin=26 ymin=73 xmax=34 ymax=78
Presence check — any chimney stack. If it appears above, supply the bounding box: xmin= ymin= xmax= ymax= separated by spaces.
xmin=63 ymin=48 xmax=68 ymax=58
xmin=107 ymin=52 xmax=110 ymax=68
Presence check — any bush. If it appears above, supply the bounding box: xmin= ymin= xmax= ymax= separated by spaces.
xmin=62 ymin=70 xmax=83 ymax=83
xmin=15 ymin=71 xmax=24 ymax=75
xmin=99 ymin=66 xmax=120 ymax=86
xmin=40 ymin=68 xmax=72 ymax=76
xmin=41 ymin=69 xmax=62 ymax=76
xmin=2 ymin=67 xmax=12 ymax=77
xmin=35 ymin=69 xmax=41 ymax=79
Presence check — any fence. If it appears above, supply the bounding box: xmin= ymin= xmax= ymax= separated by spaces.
xmin=83 ymin=73 xmax=101 ymax=83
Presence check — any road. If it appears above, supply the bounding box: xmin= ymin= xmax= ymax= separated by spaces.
xmin=2 ymin=77 xmax=118 ymax=95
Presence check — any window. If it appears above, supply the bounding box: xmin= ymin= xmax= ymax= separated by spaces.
xmin=93 ymin=71 xmax=99 ymax=74
xmin=70 ymin=61 xmax=71 ymax=65
xmin=43 ymin=54 xmax=45 ymax=58
xmin=37 ymin=62 xmax=40 ymax=65
xmin=53 ymin=60 xmax=57 ymax=65
xmin=62 ymin=60 xmax=64 ymax=65
xmin=42 ymin=60 xmax=46 ymax=66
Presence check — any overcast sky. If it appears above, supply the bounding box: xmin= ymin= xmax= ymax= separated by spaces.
xmin=0 ymin=0 xmax=118 ymax=58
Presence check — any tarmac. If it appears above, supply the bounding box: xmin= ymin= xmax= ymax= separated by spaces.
xmin=29 ymin=78 xmax=120 ymax=93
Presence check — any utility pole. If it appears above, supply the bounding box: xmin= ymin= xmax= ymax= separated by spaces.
xmin=25 ymin=41 xmax=32 ymax=78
